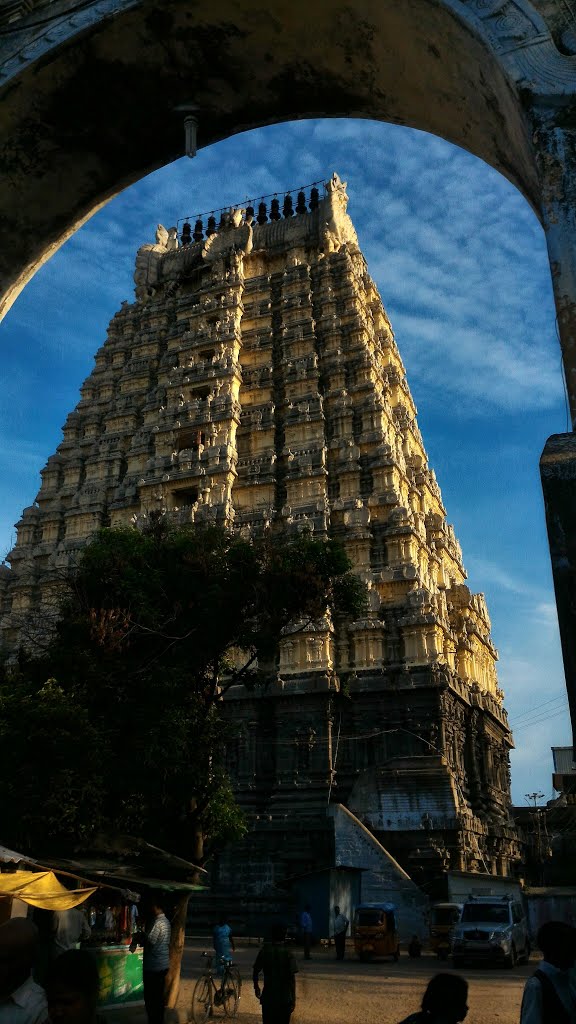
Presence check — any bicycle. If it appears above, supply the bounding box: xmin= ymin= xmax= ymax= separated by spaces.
xmin=190 ymin=952 xmax=242 ymax=1023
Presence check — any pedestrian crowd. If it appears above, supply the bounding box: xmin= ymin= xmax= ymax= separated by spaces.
xmin=2 ymin=901 xmax=576 ymax=1024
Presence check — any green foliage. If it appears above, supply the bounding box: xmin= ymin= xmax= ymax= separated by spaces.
xmin=0 ymin=521 xmax=365 ymax=862
xmin=0 ymin=673 xmax=106 ymax=851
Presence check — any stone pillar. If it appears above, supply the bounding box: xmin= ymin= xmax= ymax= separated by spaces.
xmin=535 ymin=118 xmax=576 ymax=747
xmin=535 ymin=122 xmax=576 ymax=426
xmin=540 ymin=434 xmax=576 ymax=747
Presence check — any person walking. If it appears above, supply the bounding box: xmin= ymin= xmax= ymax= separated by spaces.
xmin=397 ymin=973 xmax=469 ymax=1024
xmin=520 ymin=920 xmax=576 ymax=1024
xmin=299 ymin=905 xmax=313 ymax=960
xmin=253 ymin=923 xmax=298 ymax=1024
xmin=333 ymin=905 xmax=349 ymax=961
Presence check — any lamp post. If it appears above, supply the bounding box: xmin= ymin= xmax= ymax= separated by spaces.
xmin=525 ymin=792 xmax=546 ymax=884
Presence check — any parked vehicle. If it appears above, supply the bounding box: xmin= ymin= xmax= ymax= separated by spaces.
xmin=353 ymin=902 xmax=400 ymax=962
xmin=451 ymin=894 xmax=530 ymax=968
xmin=430 ymin=902 xmax=462 ymax=960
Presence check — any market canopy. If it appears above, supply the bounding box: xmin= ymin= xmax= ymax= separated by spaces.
xmin=0 ymin=871 xmax=97 ymax=910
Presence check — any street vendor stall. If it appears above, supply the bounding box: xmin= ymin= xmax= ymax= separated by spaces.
xmin=79 ymin=886 xmax=144 ymax=1007
xmin=1 ymin=838 xmax=207 ymax=1011
xmin=40 ymin=839 xmax=208 ymax=1011
xmin=0 ymin=846 xmax=145 ymax=1008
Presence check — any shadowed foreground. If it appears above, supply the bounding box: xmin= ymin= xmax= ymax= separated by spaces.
xmin=104 ymin=939 xmax=532 ymax=1023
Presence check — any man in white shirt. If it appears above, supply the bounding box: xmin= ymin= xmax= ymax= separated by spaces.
xmin=0 ymin=918 xmax=48 ymax=1024
xmin=52 ymin=908 xmax=91 ymax=957
xmin=141 ymin=901 xmax=171 ymax=1024
xmin=521 ymin=920 xmax=576 ymax=1024
xmin=333 ymin=906 xmax=349 ymax=961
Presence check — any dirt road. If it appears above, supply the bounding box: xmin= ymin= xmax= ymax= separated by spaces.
xmin=181 ymin=941 xmax=531 ymax=1024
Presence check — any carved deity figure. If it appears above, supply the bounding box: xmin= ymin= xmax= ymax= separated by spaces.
xmin=134 ymin=223 xmax=178 ymax=300
xmin=296 ymin=725 xmax=316 ymax=771
xmin=322 ymin=171 xmax=358 ymax=253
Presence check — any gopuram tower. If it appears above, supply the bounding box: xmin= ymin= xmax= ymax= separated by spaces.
xmin=0 ymin=174 xmax=520 ymax=915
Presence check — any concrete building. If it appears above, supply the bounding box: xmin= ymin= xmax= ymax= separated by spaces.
xmin=0 ymin=175 xmax=521 ymax=921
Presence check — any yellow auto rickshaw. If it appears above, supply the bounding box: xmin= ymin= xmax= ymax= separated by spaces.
xmin=353 ymin=902 xmax=400 ymax=962
xmin=430 ymin=902 xmax=462 ymax=960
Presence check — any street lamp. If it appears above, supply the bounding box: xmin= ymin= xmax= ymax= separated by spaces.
xmin=183 ymin=115 xmax=198 ymax=159
xmin=174 ymin=104 xmax=199 ymax=159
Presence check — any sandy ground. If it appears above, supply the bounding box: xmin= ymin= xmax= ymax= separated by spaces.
xmin=172 ymin=939 xmax=531 ymax=1024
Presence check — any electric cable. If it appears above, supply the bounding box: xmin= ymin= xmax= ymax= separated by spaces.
xmin=555 ymin=317 xmax=571 ymax=432
xmin=327 ymin=710 xmax=342 ymax=805
xmin=512 ymin=706 xmax=569 ymax=733
xmin=510 ymin=692 xmax=569 ymax=725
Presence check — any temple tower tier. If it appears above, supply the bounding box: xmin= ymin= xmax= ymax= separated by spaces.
xmin=0 ymin=173 xmax=521 ymax=895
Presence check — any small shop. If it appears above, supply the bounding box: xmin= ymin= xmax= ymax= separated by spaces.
xmin=0 ymin=845 xmax=145 ymax=1008
xmin=76 ymin=880 xmax=204 ymax=1009
xmin=74 ymin=886 xmax=144 ymax=1008
xmin=1 ymin=840 xmax=206 ymax=1011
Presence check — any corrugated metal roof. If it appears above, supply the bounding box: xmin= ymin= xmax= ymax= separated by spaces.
xmin=0 ymin=844 xmax=29 ymax=864
xmin=552 ymin=747 xmax=575 ymax=773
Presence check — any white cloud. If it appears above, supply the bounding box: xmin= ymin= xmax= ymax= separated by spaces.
xmin=466 ymin=556 xmax=539 ymax=598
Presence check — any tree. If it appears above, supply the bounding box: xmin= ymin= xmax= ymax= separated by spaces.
xmin=0 ymin=517 xmax=366 ymax=1004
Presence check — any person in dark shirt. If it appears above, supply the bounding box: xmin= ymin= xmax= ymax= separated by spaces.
xmin=45 ymin=949 xmax=104 ymax=1023
xmin=397 ymin=972 xmax=468 ymax=1024
xmin=253 ymin=924 xmax=298 ymax=1024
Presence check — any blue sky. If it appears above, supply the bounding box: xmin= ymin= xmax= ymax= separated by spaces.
xmin=0 ymin=118 xmax=570 ymax=805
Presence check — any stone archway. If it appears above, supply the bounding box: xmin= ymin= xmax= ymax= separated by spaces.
xmin=0 ymin=0 xmax=557 ymax=319
xmin=1 ymin=0 xmax=576 ymax=738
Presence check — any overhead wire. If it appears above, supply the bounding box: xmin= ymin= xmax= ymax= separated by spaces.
xmin=510 ymin=692 xmax=569 ymax=726
xmin=512 ymin=706 xmax=569 ymax=733
xmin=555 ymin=317 xmax=572 ymax=432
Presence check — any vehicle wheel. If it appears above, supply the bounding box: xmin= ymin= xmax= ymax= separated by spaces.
xmin=504 ymin=944 xmax=517 ymax=969
xmin=452 ymin=958 xmax=465 ymax=969
xmin=358 ymin=952 xmax=370 ymax=962
xmin=221 ymin=972 xmax=240 ymax=1017
xmin=190 ymin=977 xmax=212 ymax=1024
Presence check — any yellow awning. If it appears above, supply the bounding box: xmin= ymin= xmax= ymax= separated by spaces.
xmin=0 ymin=870 xmax=97 ymax=909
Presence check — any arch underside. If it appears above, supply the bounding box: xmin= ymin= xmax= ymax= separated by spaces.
xmin=0 ymin=0 xmax=546 ymax=320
